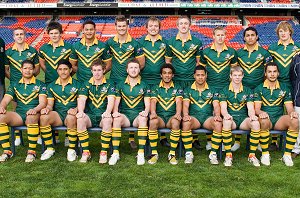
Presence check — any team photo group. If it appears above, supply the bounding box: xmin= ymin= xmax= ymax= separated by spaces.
xmin=1 ymin=15 xmax=300 ymax=168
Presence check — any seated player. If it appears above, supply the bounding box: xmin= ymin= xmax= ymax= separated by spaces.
xmin=182 ymin=66 xmax=222 ymax=165
xmin=39 ymin=59 xmax=80 ymax=161
xmin=254 ymin=62 xmax=299 ymax=166
xmin=109 ymin=58 xmax=150 ymax=166
xmin=76 ymin=59 xmax=115 ymax=163
xmin=0 ymin=60 xmax=47 ymax=162
xmin=219 ymin=66 xmax=260 ymax=167
xmin=148 ymin=63 xmax=183 ymax=165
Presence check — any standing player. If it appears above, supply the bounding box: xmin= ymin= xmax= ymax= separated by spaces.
xmin=76 ymin=59 xmax=115 ymax=163
xmin=182 ymin=66 xmax=222 ymax=165
xmin=109 ymin=58 xmax=150 ymax=166
xmin=255 ymin=62 xmax=298 ymax=166
xmin=39 ymin=60 xmax=80 ymax=161
xmin=106 ymin=15 xmax=145 ymax=149
xmin=39 ymin=21 xmax=74 ymax=145
xmin=234 ymin=27 xmax=272 ymax=151
xmin=199 ymin=26 xmax=237 ymax=150
xmin=0 ymin=60 xmax=47 ymax=162
xmin=165 ymin=15 xmax=202 ymax=148
xmin=69 ymin=20 xmax=111 ymax=83
xmin=140 ymin=16 xmax=170 ymax=147
xmin=219 ymin=66 xmax=260 ymax=167
xmin=148 ymin=63 xmax=183 ymax=165
xmin=0 ymin=37 xmax=5 ymax=100
xmin=268 ymin=21 xmax=300 ymax=150
xmin=5 ymin=27 xmax=40 ymax=146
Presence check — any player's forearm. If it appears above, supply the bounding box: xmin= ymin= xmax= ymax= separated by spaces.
xmin=77 ymin=97 xmax=86 ymax=113
xmin=105 ymin=96 xmax=115 ymax=113
xmin=182 ymin=100 xmax=190 ymax=116
xmin=220 ymin=103 xmax=229 ymax=116
xmin=213 ymin=101 xmax=221 ymax=116
xmin=112 ymin=98 xmax=120 ymax=113
xmin=175 ymin=98 xmax=183 ymax=115
xmin=150 ymin=99 xmax=157 ymax=114
xmin=144 ymin=97 xmax=151 ymax=114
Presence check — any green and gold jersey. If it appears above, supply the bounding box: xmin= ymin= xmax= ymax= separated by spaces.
xmin=47 ymin=77 xmax=80 ymax=113
xmin=107 ymin=34 xmax=144 ymax=82
xmin=237 ymin=44 xmax=272 ymax=89
xmin=0 ymin=37 xmax=5 ymax=82
xmin=5 ymin=77 xmax=46 ymax=113
xmin=151 ymin=81 xmax=183 ymax=115
xmin=219 ymin=83 xmax=253 ymax=116
xmin=79 ymin=77 xmax=115 ymax=115
xmin=70 ymin=37 xmax=111 ymax=83
xmin=254 ymin=80 xmax=292 ymax=117
xmin=5 ymin=43 xmax=39 ymax=83
xmin=166 ymin=33 xmax=202 ymax=81
xmin=115 ymin=76 xmax=150 ymax=113
xmin=183 ymin=82 xmax=218 ymax=116
xmin=39 ymin=39 xmax=73 ymax=84
xmin=140 ymin=35 xmax=168 ymax=85
xmin=268 ymin=40 xmax=300 ymax=85
xmin=199 ymin=44 xmax=237 ymax=90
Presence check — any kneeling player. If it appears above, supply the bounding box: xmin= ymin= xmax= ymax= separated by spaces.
xmin=0 ymin=60 xmax=47 ymax=162
xmin=109 ymin=58 xmax=150 ymax=165
xmin=39 ymin=60 xmax=80 ymax=161
xmin=219 ymin=66 xmax=260 ymax=167
xmin=76 ymin=59 xmax=115 ymax=163
xmin=254 ymin=62 xmax=298 ymax=166
xmin=182 ymin=66 xmax=222 ymax=165
xmin=149 ymin=63 xmax=183 ymax=165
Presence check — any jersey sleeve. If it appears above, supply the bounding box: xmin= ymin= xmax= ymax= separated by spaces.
xmin=231 ymin=49 xmax=238 ymax=65
xmin=33 ymin=49 xmax=39 ymax=66
xmin=165 ymin=39 xmax=173 ymax=58
xmin=102 ymin=42 xmax=112 ymax=61
xmin=253 ymin=86 xmax=262 ymax=102
xmin=246 ymin=87 xmax=254 ymax=102
xmin=39 ymin=82 xmax=47 ymax=95
xmin=283 ymin=85 xmax=293 ymax=104
xmin=39 ymin=45 xmax=45 ymax=60
xmin=263 ymin=49 xmax=273 ymax=65
xmin=78 ymin=83 xmax=88 ymax=97
xmin=199 ymin=50 xmax=207 ymax=66
xmin=107 ymin=82 xmax=117 ymax=97
xmin=69 ymin=44 xmax=78 ymax=61
xmin=134 ymin=40 xmax=144 ymax=58
xmin=144 ymin=83 xmax=151 ymax=98
xmin=5 ymin=84 xmax=15 ymax=99
xmin=183 ymin=87 xmax=190 ymax=101
xmin=46 ymin=84 xmax=54 ymax=99
xmin=219 ymin=88 xmax=227 ymax=103
xmin=196 ymin=38 xmax=202 ymax=57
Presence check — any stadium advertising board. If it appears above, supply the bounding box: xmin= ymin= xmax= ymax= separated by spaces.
xmin=57 ymin=3 xmax=118 ymax=8
xmin=180 ymin=3 xmax=299 ymax=9
xmin=0 ymin=3 xmax=56 ymax=8
xmin=118 ymin=2 xmax=180 ymax=8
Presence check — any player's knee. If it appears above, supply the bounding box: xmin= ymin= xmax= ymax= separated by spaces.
xmin=250 ymin=120 xmax=260 ymax=129
xmin=259 ymin=118 xmax=270 ymax=130
xmin=0 ymin=114 xmax=7 ymax=123
xmin=182 ymin=120 xmax=191 ymax=131
xmin=40 ymin=115 xmax=49 ymax=126
xmin=102 ymin=117 xmax=113 ymax=126
xmin=223 ymin=119 xmax=232 ymax=129
xmin=26 ymin=115 xmax=39 ymax=124
xmin=65 ymin=115 xmax=77 ymax=128
xmin=149 ymin=118 xmax=159 ymax=129
xmin=138 ymin=116 xmax=147 ymax=125
xmin=170 ymin=118 xmax=180 ymax=130
xmin=290 ymin=118 xmax=299 ymax=129
xmin=213 ymin=121 xmax=222 ymax=132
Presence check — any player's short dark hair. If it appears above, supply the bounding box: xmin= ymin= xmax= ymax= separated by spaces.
xmin=47 ymin=21 xmax=63 ymax=34
xmin=194 ymin=65 xmax=207 ymax=74
xmin=160 ymin=63 xmax=175 ymax=74
xmin=145 ymin=16 xmax=161 ymax=29
xmin=83 ymin=20 xmax=96 ymax=28
xmin=126 ymin=58 xmax=140 ymax=69
xmin=243 ymin=26 xmax=260 ymax=42
xmin=57 ymin=59 xmax=72 ymax=69
xmin=115 ymin=15 xmax=129 ymax=25
xmin=264 ymin=62 xmax=279 ymax=73
xmin=91 ymin=59 xmax=106 ymax=71
xmin=21 ymin=59 xmax=35 ymax=69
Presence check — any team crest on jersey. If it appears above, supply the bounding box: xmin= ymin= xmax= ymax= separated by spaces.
xmin=27 ymin=52 xmax=32 ymax=58
xmin=138 ymin=88 xmax=144 ymax=95
xmin=101 ymin=86 xmax=108 ymax=93
xmin=95 ymin=47 xmax=100 ymax=53
xmin=293 ymin=46 xmax=299 ymax=51
xmin=241 ymin=95 xmax=247 ymax=102
xmin=256 ymin=54 xmax=263 ymax=60
xmin=225 ymin=54 xmax=231 ymax=60
xmin=189 ymin=44 xmax=195 ymax=51
xmin=159 ymin=43 xmax=166 ymax=49
xmin=61 ymin=48 xmax=66 ymax=54
xmin=172 ymin=89 xmax=177 ymax=95
xmin=249 ymin=94 xmax=254 ymax=99
xmin=207 ymin=92 xmax=213 ymax=98
xmin=278 ymin=90 xmax=285 ymax=97
xmin=127 ymin=45 xmax=133 ymax=52
xmin=70 ymin=87 xmax=77 ymax=95
xmin=32 ymin=85 xmax=40 ymax=93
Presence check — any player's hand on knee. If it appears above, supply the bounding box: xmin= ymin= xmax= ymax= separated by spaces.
xmin=224 ymin=114 xmax=232 ymax=120
xmin=26 ymin=108 xmax=37 ymax=115
xmin=68 ymin=108 xmax=77 ymax=116
xmin=149 ymin=112 xmax=157 ymax=120
xmin=174 ymin=113 xmax=182 ymax=121
xmin=139 ymin=111 xmax=148 ymax=117
xmin=112 ymin=112 xmax=121 ymax=118
xmin=0 ymin=106 xmax=6 ymax=114
xmin=259 ymin=112 xmax=269 ymax=119
xmin=76 ymin=112 xmax=86 ymax=119
xmin=41 ymin=107 xmax=50 ymax=115
xmin=249 ymin=115 xmax=258 ymax=121
xmin=182 ymin=115 xmax=191 ymax=122
xmin=290 ymin=111 xmax=298 ymax=119
xmin=102 ymin=111 xmax=111 ymax=118
xmin=214 ymin=115 xmax=222 ymax=122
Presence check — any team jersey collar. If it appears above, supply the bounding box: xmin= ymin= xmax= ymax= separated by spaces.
xmin=88 ymin=77 xmax=107 ymax=85
xmin=113 ymin=34 xmax=132 ymax=43
xmin=176 ymin=32 xmax=192 ymax=42
xmin=145 ymin=34 xmax=162 ymax=41
xmin=277 ymin=39 xmax=294 ymax=45
xmin=19 ymin=76 xmax=36 ymax=84
xmin=48 ymin=39 xmax=64 ymax=47
xmin=191 ymin=82 xmax=209 ymax=91
xmin=55 ymin=77 xmax=73 ymax=85
xmin=243 ymin=43 xmax=259 ymax=52
xmin=229 ymin=82 xmax=243 ymax=93
xmin=125 ymin=75 xmax=141 ymax=85
xmin=263 ymin=79 xmax=280 ymax=90
xmin=80 ymin=37 xmax=98 ymax=46
xmin=211 ymin=43 xmax=228 ymax=52
xmin=12 ymin=43 xmax=29 ymax=51
xmin=159 ymin=80 xmax=174 ymax=88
